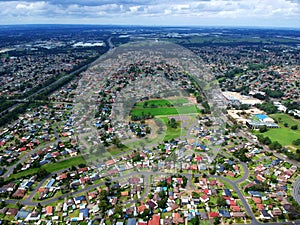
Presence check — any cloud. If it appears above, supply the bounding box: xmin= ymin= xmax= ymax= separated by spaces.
xmin=0 ymin=0 xmax=299 ymax=27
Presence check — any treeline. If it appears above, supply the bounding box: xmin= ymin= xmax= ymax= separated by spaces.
xmin=0 ymin=101 xmax=49 ymax=127
xmin=256 ymin=102 xmax=278 ymax=114
xmin=186 ymin=74 xmax=211 ymax=114
xmin=0 ymin=100 xmax=15 ymax=113
xmin=35 ymin=70 xmax=84 ymax=101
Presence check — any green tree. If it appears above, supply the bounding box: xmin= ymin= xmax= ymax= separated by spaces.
xmin=292 ymin=139 xmax=300 ymax=146
xmin=269 ymin=141 xmax=282 ymax=150
xmin=213 ymin=217 xmax=221 ymax=225
xmin=190 ymin=217 xmax=200 ymax=225
xmin=114 ymin=204 xmax=123 ymax=217
xmin=217 ymin=197 xmax=227 ymax=207
xmin=259 ymin=125 xmax=268 ymax=133
xmin=291 ymin=125 xmax=298 ymax=130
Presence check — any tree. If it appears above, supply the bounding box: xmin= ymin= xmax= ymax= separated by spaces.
xmin=37 ymin=168 xmax=49 ymax=180
xmin=112 ymin=137 xmax=122 ymax=148
xmin=262 ymin=137 xmax=272 ymax=145
xmin=292 ymin=139 xmax=300 ymax=146
xmin=168 ymin=118 xmax=177 ymax=128
xmin=16 ymin=163 xmax=23 ymax=171
xmin=157 ymin=197 xmax=168 ymax=209
xmin=140 ymin=208 xmax=152 ymax=221
xmin=269 ymin=141 xmax=282 ymax=150
xmin=259 ymin=125 xmax=268 ymax=133
xmin=36 ymin=203 xmax=42 ymax=213
xmin=114 ymin=204 xmax=123 ymax=217
xmin=213 ymin=217 xmax=221 ymax=225
xmin=190 ymin=217 xmax=200 ymax=225
xmin=217 ymin=197 xmax=227 ymax=207
xmin=291 ymin=125 xmax=298 ymax=130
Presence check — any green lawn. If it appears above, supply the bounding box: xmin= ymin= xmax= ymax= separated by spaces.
xmin=47 ymin=156 xmax=86 ymax=173
xmin=270 ymin=113 xmax=300 ymax=127
xmin=131 ymin=105 xmax=199 ymax=117
xmin=131 ymin=98 xmax=199 ymax=117
xmin=159 ymin=117 xmax=182 ymax=141
xmin=259 ymin=127 xmax=299 ymax=146
xmin=8 ymin=156 xmax=86 ymax=180
xmin=254 ymin=113 xmax=300 ymax=148
xmin=135 ymin=98 xmax=189 ymax=108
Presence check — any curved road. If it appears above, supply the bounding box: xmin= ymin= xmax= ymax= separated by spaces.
xmin=3 ymin=167 xmax=298 ymax=225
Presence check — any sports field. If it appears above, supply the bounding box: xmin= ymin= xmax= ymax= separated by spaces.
xmin=257 ymin=113 xmax=300 ymax=148
xmin=131 ymin=98 xmax=199 ymax=117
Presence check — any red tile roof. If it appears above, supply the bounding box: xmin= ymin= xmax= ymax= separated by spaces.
xmin=148 ymin=214 xmax=160 ymax=225
xmin=209 ymin=212 xmax=219 ymax=218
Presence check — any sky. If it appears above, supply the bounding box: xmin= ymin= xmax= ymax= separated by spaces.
xmin=0 ymin=0 xmax=299 ymax=28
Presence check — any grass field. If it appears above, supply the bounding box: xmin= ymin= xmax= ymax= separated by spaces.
xmin=270 ymin=113 xmax=300 ymax=127
xmin=109 ymin=98 xmax=200 ymax=153
xmin=254 ymin=113 xmax=300 ymax=148
xmin=159 ymin=117 xmax=182 ymax=141
xmin=131 ymin=105 xmax=199 ymax=117
xmin=135 ymin=98 xmax=189 ymax=108
xmin=131 ymin=98 xmax=199 ymax=117
xmin=8 ymin=156 xmax=86 ymax=180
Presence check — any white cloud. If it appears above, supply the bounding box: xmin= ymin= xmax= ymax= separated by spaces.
xmin=0 ymin=0 xmax=299 ymax=27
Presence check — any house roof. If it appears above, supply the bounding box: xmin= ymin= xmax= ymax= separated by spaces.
xmin=15 ymin=209 xmax=30 ymax=219
xmin=6 ymin=208 xmax=18 ymax=216
xmin=261 ymin=209 xmax=271 ymax=218
xmin=80 ymin=208 xmax=89 ymax=218
xmin=252 ymin=197 xmax=262 ymax=204
xmin=128 ymin=218 xmax=137 ymax=225
xmin=230 ymin=206 xmax=241 ymax=212
xmin=149 ymin=214 xmax=160 ymax=225
xmin=138 ymin=204 xmax=147 ymax=213
xmin=224 ymin=189 xmax=231 ymax=197
xmin=45 ymin=206 xmax=53 ymax=215
xmin=173 ymin=212 xmax=184 ymax=224
xmin=219 ymin=209 xmax=230 ymax=218
xmin=209 ymin=212 xmax=219 ymax=218
xmin=256 ymin=204 xmax=265 ymax=210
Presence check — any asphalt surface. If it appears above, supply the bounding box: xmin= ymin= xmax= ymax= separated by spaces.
xmin=293 ymin=176 xmax=300 ymax=206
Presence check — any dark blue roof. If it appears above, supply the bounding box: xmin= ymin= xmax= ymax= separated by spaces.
xmin=248 ymin=191 xmax=262 ymax=197
xmin=26 ymin=181 xmax=34 ymax=187
xmin=254 ymin=179 xmax=261 ymax=184
xmin=227 ymin=160 xmax=234 ymax=165
xmin=80 ymin=208 xmax=89 ymax=218
xmin=75 ymin=195 xmax=86 ymax=201
xmin=261 ymin=209 xmax=271 ymax=217
xmin=61 ymin=150 xmax=68 ymax=155
xmin=224 ymin=189 xmax=232 ymax=197
xmin=219 ymin=209 xmax=230 ymax=218
xmin=218 ymin=165 xmax=225 ymax=172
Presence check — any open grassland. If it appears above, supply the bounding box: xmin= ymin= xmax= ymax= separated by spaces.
xmin=131 ymin=98 xmax=199 ymax=117
xmin=256 ymin=113 xmax=300 ymax=148
xmin=159 ymin=117 xmax=182 ymax=141
xmin=270 ymin=113 xmax=300 ymax=127
xmin=8 ymin=156 xmax=85 ymax=180
xmin=131 ymin=106 xmax=199 ymax=117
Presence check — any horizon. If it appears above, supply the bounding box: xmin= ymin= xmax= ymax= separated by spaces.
xmin=0 ymin=0 xmax=299 ymax=28
xmin=0 ymin=23 xmax=300 ymax=31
